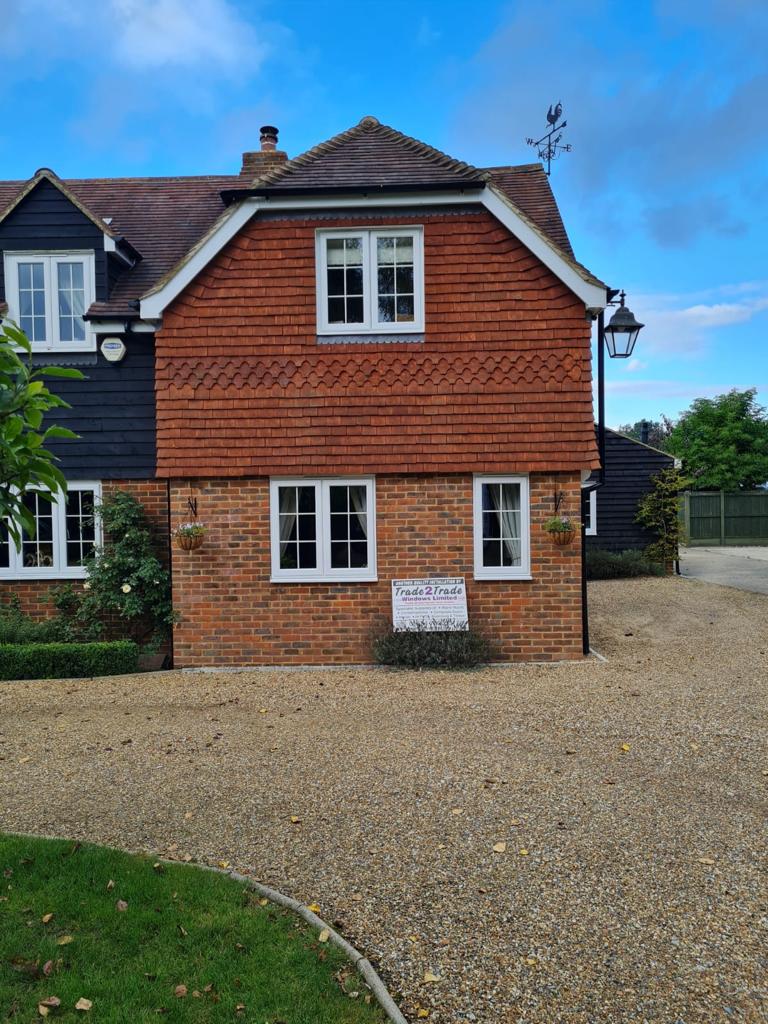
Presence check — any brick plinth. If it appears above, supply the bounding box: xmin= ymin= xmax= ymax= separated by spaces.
xmin=170 ymin=473 xmax=584 ymax=667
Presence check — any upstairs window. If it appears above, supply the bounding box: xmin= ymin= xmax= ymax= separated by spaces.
xmin=0 ymin=482 xmax=101 ymax=579
xmin=3 ymin=252 xmax=95 ymax=351
xmin=269 ymin=477 xmax=377 ymax=582
xmin=315 ymin=228 xmax=424 ymax=335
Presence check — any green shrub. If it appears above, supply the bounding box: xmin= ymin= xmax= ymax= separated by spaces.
xmin=0 ymin=640 xmax=139 ymax=680
xmin=586 ymin=548 xmax=665 ymax=580
xmin=0 ymin=597 xmax=69 ymax=644
xmin=373 ymin=625 xmax=492 ymax=669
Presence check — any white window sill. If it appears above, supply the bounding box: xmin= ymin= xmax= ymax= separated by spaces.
xmin=316 ymin=326 xmax=423 ymax=337
xmin=30 ymin=343 xmax=97 ymax=354
xmin=0 ymin=568 xmax=88 ymax=581
xmin=270 ymin=574 xmax=378 ymax=584
xmin=473 ymin=573 xmax=533 ymax=582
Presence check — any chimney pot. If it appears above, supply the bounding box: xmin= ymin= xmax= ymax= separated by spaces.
xmin=260 ymin=125 xmax=279 ymax=151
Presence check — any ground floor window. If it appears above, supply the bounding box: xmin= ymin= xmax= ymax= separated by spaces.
xmin=269 ymin=477 xmax=377 ymax=582
xmin=584 ymin=489 xmax=597 ymax=536
xmin=0 ymin=482 xmax=101 ymax=579
xmin=473 ymin=475 xmax=531 ymax=579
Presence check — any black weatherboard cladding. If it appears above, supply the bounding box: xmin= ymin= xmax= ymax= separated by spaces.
xmin=586 ymin=431 xmax=674 ymax=552
xmin=40 ymin=338 xmax=156 ymax=480
xmin=1 ymin=178 xmax=156 ymax=479
xmin=0 ymin=178 xmax=111 ymax=302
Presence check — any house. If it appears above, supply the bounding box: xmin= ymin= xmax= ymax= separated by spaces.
xmin=0 ymin=117 xmax=610 ymax=665
xmin=584 ymin=428 xmax=674 ymax=552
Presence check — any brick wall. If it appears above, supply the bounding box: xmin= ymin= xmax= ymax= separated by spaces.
xmin=0 ymin=480 xmax=169 ymax=619
xmin=170 ymin=472 xmax=583 ymax=667
xmin=156 ymin=209 xmax=598 ymax=478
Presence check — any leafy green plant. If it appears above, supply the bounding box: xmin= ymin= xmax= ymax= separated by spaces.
xmin=0 ymin=321 xmax=83 ymax=546
xmin=373 ymin=623 xmax=492 ymax=669
xmin=544 ymin=515 xmax=574 ymax=534
xmin=56 ymin=490 xmax=173 ymax=651
xmin=174 ymin=521 xmax=206 ymax=538
xmin=0 ymin=596 xmax=69 ymax=644
xmin=665 ymin=388 xmax=768 ymax=490
xmin=586 ymin=548 xmax=665 ymax=580
xmin=636 ymin=466 xmax=688 ymax=564
xmin=0 ymin=640 xmax=138 ymax=680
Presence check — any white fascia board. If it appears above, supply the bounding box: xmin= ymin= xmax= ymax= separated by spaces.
xmin=482 ymin=186 xmax=607 ymax=311
xmin=89 ymin=320 xmax=158 ymax=334
xmin=139 ymin=186 xmax=607 ymax=319
xmin=140 ymin=198 xmax=262 ymax=320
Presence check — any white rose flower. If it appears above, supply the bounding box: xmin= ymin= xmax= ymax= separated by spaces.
xmin=121 ymin=583 xmax=132 ymax=594
xmin=83 ymin=581 xmax=91 ymax=590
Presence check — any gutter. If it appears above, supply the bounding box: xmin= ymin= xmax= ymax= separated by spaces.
xmin=220 ymin=180 xmax=486 ymax=205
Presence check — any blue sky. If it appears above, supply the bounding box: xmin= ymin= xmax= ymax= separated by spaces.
xmin=1 ymin=0 xmax=766 ymax=428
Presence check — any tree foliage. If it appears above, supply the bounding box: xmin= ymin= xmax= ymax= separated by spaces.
xmin=0 ymin=321 xmax=83 ymax=545
xmin=615 ymin=418 xmax=674 ymax=451
xmin=636 ymin=467 xmax=688 ymax=563
xmin=665 ymin=389 xmax=768 ymax=491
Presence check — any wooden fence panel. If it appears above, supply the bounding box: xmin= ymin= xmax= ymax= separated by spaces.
xmin=684 ymin=491 xmax=768 ymax=545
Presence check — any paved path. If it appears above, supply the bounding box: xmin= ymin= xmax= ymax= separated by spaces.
xmin=680 ymin=545 xmax=768 ymax=595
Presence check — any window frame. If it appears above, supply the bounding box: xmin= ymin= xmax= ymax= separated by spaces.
xmin=269 ymin=476 xmax=377 ymax=583
xmin=0 ymin=481 xmax=102 ymax=580
xmin=315 ymin=227 xmax=424 ymax=336
xmin=473 ymin=474 xmax=531 ymax=581
xmin=3 ymin=250 xmax=96 ymax=352
xmin=584 ymin=489 xmax=597 ymax=536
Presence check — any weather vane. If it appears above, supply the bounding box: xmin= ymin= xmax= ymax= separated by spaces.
xmin=526 ymin=102 xmax=572 ymax=176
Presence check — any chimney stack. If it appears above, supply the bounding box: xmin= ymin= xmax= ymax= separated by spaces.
xmin=241 ymin=125 xmax=287 ymax=177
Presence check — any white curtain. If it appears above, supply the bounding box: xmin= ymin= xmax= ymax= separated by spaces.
xmin=349 ymin=485 xmax=368 ymax=539
xmin=490 ymin=485 xmax=520 ymax=564
xmin=278 ymin=488 xmax=296 ymax=557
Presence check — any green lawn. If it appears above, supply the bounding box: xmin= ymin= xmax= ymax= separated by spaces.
xmin=0 ymin=834 xmax=386 ymax=1023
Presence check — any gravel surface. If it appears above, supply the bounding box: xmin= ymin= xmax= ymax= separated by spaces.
xmin=1 ymin=577 xmax=767 ymax=1023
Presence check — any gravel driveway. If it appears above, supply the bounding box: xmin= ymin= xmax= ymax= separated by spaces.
xmin=1 ymin=578 xmax=767 ymax=1023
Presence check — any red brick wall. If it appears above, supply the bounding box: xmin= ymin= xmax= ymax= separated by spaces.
xmin=155 ymin=209 xmax=598 ymax=478
xmin=0 ymin=480 xmax=169 ymax=619
xmin=170 ymin=472 xmax=583 ymax=666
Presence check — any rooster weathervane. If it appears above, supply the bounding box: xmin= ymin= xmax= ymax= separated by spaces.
xmin=526 ymin=102 xmax=572 ymax=176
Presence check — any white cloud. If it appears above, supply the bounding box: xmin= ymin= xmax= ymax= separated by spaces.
xmin=629 ymin=284 xmax=768 ymax=356
xmin=625 ymin=358 xmax=647 ymax=373
xmin=110 ymin=0 xmax=266 ymax=74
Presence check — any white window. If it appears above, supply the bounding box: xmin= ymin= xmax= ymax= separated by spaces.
xmin=584 ymin=489 xmax=597 ymax=536
xmin=315 ymin=228 xmax=424 ymax=335
xmin=3 ymin=252 xmax=95 ymax=351
xmin=0 ymin=482 xmax=101 ymax=579
xmin=473 ymin=475 xmax=531 ymax=580
xmin=270 ymin=477 xmax=376 ymax=582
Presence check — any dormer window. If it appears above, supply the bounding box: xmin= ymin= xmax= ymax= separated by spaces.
xmin=315 ymin=228 xmax=424 ymax=335
xmin=3 ymin=251 xmax=95 ymax=351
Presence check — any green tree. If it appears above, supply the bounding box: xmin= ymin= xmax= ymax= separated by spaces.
xmin=0 ymin=321 xmax=83 ymax=545
xmin=636 ymin=466 xmax=688 ymax=564
xmin=666 ymin=389 xmax=768 ymax=490
xmin=616 ymin=418 xmax=674 ymax=451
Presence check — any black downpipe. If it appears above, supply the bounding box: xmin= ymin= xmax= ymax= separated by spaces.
xmin=165 ymin=478 xmax=175 ymax=669
xmin=582 ymin=309 xmax=606 ymax=656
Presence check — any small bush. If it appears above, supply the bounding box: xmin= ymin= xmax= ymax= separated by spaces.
xmin=373 ymin=626 xmax=492 ymax=669
xmin=586 ymin=548 xmax=665 ymax=580
xmin=0 ymin=598 xmax=69 ymax=644
xmin=0 ymin=640 xmax=139 ymax=680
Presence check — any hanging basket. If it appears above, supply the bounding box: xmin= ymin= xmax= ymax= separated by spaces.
xmin=548 ymin=528 xmax=575 ymax=547
xmin=175 ymin=532 xmax=205 ymax=552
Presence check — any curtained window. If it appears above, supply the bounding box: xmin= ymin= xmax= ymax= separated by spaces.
xmin=270 ymin=478 xmax=376 ymax=582
xmin=473 ymin=476 xmax=531 ymax=580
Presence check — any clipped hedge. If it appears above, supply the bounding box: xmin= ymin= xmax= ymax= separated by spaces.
xmin=586 ymin=548 xmax=666 ymax=580
xmin=373 ymin=627 xmax=492 ymax=669
xmin=0 ymin=640 xmax=139 ymax=680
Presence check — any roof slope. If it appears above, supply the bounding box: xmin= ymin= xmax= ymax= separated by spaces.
xmin=0 ymin=119 xmax=589 ymax=317
xmin=254 ymin=115 xmax=483 ymax=190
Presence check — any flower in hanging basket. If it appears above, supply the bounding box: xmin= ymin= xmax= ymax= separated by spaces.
xmin=544 ymin=516 xmax=575 ymax=546
xmin=174 ymin=522 xmax=207 ymax=551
